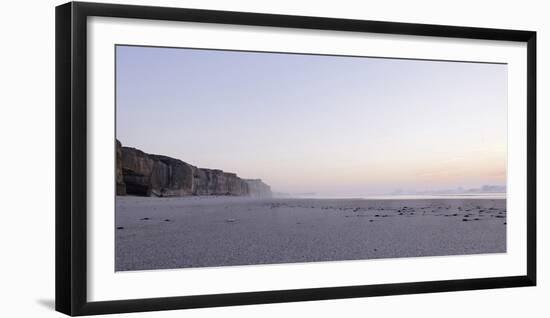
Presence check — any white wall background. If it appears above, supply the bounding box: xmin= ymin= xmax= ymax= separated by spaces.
xmin=0 ymin=0 xmax=547 ymax=316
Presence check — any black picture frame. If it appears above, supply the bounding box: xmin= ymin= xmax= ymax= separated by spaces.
xmin=55 ymin=1 xmax=536 ymax=316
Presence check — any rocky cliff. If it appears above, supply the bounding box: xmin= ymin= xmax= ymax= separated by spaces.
xmin=116 ymin=140 xmax=126 ymax=195
xmin=244 ymin=179 xmax=273 ymax=198
xmin=116 ymin=140 xmax=271 ymax=198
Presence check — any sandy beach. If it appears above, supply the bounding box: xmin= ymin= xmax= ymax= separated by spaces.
xmin=115 ymin=196 xmax=506 ymax=271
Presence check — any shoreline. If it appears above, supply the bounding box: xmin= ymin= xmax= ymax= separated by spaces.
xmin=116 ymin=194 xmax=506 ymax=203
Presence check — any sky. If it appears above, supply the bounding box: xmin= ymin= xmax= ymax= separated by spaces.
xmin=116 ymin=45 xmax=507 ymax=196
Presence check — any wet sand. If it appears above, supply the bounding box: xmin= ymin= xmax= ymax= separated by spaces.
xmin=115 ymin=196 xmax=506 ymax=271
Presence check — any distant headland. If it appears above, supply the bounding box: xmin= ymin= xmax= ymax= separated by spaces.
xmin=116 ymin=140 xmax=272 ymax=198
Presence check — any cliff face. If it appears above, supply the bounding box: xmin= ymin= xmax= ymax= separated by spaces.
xmin=116 ymin=140 xmax=271 ymax=198
xmin=244 ymin=179 xmax=272 ymax=198
xmin=115 ymin=140 xmax=126 ymax=195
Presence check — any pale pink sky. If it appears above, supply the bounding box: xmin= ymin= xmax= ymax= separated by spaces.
xmin=116 ymin=45 xmax=507 ymax=196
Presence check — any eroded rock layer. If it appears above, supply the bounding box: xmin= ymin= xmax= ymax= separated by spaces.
xmin=116 ymin=140 xmax=271 ymax=198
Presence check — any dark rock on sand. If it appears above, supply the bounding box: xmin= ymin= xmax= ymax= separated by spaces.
xmin=116 ymin=197 xmax=507 ymax=271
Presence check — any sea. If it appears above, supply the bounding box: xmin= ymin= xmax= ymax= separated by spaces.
xmin=291 ymin=193 xmax=506 ymax=200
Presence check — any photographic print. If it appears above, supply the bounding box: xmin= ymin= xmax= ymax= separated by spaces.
xmin=56 ymin=3 xmax=536 ymax=314
xmin=114 ymin=45 xmax=507 ymax=272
